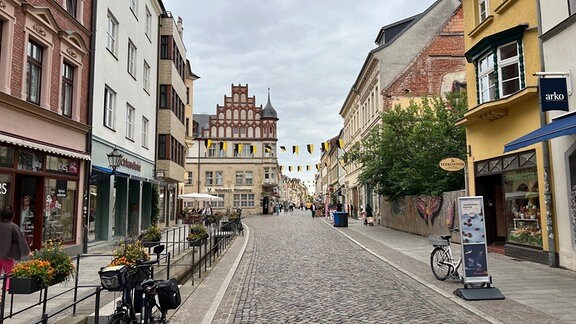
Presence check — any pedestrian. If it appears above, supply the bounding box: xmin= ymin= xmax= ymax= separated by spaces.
xmin=336 ymin=202 xmax=343 ymax=212
xmin=0 ymin=206 xmax=31 ymax=294
xmin=311 ymin=203 xmax=316 ymax=218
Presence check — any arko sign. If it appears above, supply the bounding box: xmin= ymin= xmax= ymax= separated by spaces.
xmin=539 ymin=77 xmax=569 ymax=112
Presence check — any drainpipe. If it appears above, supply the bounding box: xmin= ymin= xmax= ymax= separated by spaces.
xmin=536 ymin=0 xmax=558 ymax=267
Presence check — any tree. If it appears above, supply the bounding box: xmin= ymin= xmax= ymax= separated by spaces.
xmin=346 ymin=92 xmax=467 ymax=200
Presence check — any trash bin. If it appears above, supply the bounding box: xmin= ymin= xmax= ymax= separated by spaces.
xmin=333 ymin=211 xmax=348 ymax=227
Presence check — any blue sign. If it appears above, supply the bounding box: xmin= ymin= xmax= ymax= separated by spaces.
xmin=539 ymin=77 xmax=569 ymax=111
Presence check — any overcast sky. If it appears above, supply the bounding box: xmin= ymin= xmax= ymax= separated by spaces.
xmin=162 ymin=0 xmax=437 ymax=188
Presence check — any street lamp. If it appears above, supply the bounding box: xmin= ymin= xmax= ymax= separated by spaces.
xmin=107 ymin=148 xmax=123 ymax=173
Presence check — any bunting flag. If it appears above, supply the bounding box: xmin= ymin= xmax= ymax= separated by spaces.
xmin=280 ymin=146 xmax=286 ymax=152
xmin=316 ymin=164 xmax=320 ymax=171
xmin=280 ymin=166 xmax=283 ymax=172
xmin=265 ymin=145 xmax=272 ymax=153
xmin=292 ymin=145 xmax=299 ymax=155
xmin=289 ymin=166 xmax=293 ymax=172
xmin=321 ymin=141 xmax=330 ymax=151
xmin=307 ymin=144 xmax=314 ymax=154
xmin=306 ymin=165 xmax=311 ymax=171
xmin=337 ymin=139 xmax=344 ymax=149
xmin=204 ymin=139 xmax=212 ymax=148
xmin=235 ymin=143 xmax=244 ymax=154
xmin=220 ymin=141 xmax=227 ymax=152
xmin=297 ymin=166 xmax=301 ymax=172
xmin=250 ymin=145 xmax=256 ymax=154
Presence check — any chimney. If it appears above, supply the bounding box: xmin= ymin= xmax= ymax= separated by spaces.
xmin=177 ymin=16 xmax=183 ymax=37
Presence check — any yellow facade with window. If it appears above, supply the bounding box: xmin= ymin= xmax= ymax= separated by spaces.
xmin=459 ymin=0 xmax=555 ymax=262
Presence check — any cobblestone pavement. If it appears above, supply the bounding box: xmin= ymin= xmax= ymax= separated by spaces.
xmin=211 ymin=210 xmax=489 ymax=323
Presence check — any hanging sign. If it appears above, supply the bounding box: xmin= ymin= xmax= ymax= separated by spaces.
xmin=539 ymin=77 xmax=569 ymax=112
xmin=439 ymin=158 xmax=465 ymax=172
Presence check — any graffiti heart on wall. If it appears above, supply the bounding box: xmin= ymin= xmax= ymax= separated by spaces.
xmin=415 ymin=195 xmax=442 ymax=225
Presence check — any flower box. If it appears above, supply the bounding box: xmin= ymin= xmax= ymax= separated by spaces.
xmin=188 ymin=235 xmax=208 ymax=247
xmin=142 ymin=240 xmax=160 ymax=248
xmin=9 ymin=278 xmax=42 ymax=294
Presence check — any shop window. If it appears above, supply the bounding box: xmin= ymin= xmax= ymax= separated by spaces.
xmin=504 ymin=168 xmax=542 ymax=247
xmin=44 ymin=179 xmax=77 ymax=242
xmin=0 ymin=145 xmax=14 ymax=167
xmin=0 ymin=174 xmax=13 ymax=211
xmin=46 ymin=156 xmax=79 ymax=175
xmin=17 ymin=150 xmax=43 ymax=172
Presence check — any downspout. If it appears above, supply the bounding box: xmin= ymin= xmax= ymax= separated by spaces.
xmin=536 ymin=0 xmax=558 ymax=267
xmin=82 ymin=0 xmax=98 ymax=254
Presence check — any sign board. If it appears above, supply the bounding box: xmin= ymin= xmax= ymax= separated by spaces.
xmin=56 ymin=180 xmax=67 ymax=198
xmin=539 ymin=77 xmax=569 ymax=111
xmin=439 ymin=158 xmax=465 ymax=172
xmin=458 ymin=196 xmax=491 ymax=285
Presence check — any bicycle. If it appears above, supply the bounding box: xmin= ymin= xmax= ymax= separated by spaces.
xmin=99 ymin=245 xmax=181 ymax=323
xmin=429 ymin=228 xmax=488 ymax=288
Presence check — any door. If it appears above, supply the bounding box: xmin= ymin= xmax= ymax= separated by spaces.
xmin=263 ymin=196 xmax=269 ymax=215
xmin=475 ymin=174 xmax=505 ymax=245
xmin=15 ymin=175 xmax=43 ymax=249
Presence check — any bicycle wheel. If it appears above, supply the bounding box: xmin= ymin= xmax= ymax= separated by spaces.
xmin=108 ymin=311 xmax=131 ymax=324
xmin=430 ymin=247 xmax=451 ymax=281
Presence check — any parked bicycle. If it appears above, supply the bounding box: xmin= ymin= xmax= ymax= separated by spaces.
xmin=429 ymin=228 xmax=488 ymax=288
xmin=99 ymin=245 xmax=181 ymax=324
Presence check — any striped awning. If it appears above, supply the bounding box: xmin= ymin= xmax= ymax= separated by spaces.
xmin=0 ymin=133 xmax=90 ymax=160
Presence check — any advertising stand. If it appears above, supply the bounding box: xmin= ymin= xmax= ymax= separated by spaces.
xmin=454 ymin=196 xmax=504 ymax=301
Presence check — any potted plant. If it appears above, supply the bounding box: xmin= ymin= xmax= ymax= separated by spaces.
xmin=186 ymin=224 xmax=209 ymax=246
xmin=10 ymin=259 xmax=54 ymax=294
xmin=32 ymin=240 xmax=75 ymax=285
xmin=108 ymin=240 xmax=151 ymax=288
xmin=140 ymin=224 xmax=162 ymax=247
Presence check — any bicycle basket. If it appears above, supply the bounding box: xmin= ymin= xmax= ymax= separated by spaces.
xmin=156 ymin=278 xmax=181 ymax=311
xmin=428 ymin=235 xmax=449 ymax=246
xmin=99 ymin=265 xmax=128 ymax=291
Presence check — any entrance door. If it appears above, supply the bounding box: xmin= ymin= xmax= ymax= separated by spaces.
xmin=263 ymin=196 xmax=269 ymax=215
xmin=475 ymin=174 xmax=505 ymax=245
xmin=15 ymin=175 xmax=43 ymax=249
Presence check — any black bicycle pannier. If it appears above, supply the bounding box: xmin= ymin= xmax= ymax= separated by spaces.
xmin=156 ymin=278 xmax=181 ymax=310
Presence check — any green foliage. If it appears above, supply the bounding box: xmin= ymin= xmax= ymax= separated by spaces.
xmin=187 ymin=224 xmax=208 ymax=241
xmin=111 ymin=241 xmax=149 ymax=266
xmin=141 ymin=224 xmax=162 ymax=241
xmin=33 ymin=240 xmax=75 ymax=283
xmin=346 ymin=92 xmax=467 ymax=200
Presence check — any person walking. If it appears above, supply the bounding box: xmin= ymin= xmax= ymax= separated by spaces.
xmin=0 ymin=206 xmax=31 ymax=294
xmin=311 ymin=203 xmax=316 ymax=218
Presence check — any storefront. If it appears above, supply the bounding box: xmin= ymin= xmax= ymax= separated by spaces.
xmin=0 ymin=143 xmax=87 ymax=250
xmin=474 ymin=150 xmax=546 ymax=262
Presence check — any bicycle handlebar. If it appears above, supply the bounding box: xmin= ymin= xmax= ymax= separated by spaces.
xmin=449 ymin=227 xmax=459 ymax=233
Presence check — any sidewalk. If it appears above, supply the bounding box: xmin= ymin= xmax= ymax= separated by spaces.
xmin=170 ymin=215 xmax=576 ymax=324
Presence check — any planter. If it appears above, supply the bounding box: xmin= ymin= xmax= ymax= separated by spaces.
xmin=142 ymin=240 xmax=160 ymax=248
xmin=9 ymin=278 xmax=43 ymax=294
xmin=188 ymin=235 xmax=208 ymax=247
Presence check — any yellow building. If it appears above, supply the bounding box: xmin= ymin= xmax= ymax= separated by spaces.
xmin=459 ymin=0 xmax=555 ymax=264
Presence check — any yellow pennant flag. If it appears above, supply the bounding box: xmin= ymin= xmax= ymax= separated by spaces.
xmin=316 ymin=164 xmax=320 ymax=170
xmin=220 ymin=141 xmax=227 ymax=152
xmin=204 ymin=139 xmax=212 ymax=148
xmin=339 ymin=159 xmax=345 ymax=168
xmin=237 ymin=143 xmax=243 ymax=154
xmin=297 ymin=166 xmax=301 ymax=172
xmin=306 ymin=165 xmax=310 ymax=171
xmin=280 ymin=166 xmax=284 ymax=172
xmin=280 ymin=146 xmax=286 ymax=152
xmin=307 ymin=144 xmax=314 ymax=154
xmin=338 ymin=139 xmax=344 ymax=149
xmin=265 ymin=145 xmax=272 ymax=152
xmin=321 ymin=141 xmax=330 ymax=151
xmin=292 ymin=145 xmax=299 ymax=155
xmin=289 ymin=166 xmax=292 ymax=172
xmin=250 ymin=145 xmax=256 ymax=154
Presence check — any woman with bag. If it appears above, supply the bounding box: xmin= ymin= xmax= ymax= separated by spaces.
xmin=0 ymin=206 xmax=31 ymax=294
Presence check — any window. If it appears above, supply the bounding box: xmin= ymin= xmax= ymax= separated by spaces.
xmin=61 ymin=62 xmax=74 ymax=117
xmin=127 ymin=40 xmax=137 ymax=76
xmin=143 ymin=61 xmax=150 ymax=92
xmin=186 ymin=171 xmax=193 ymax=185
xmin=126 ymin=104 xmax=135 ymax=140
xmin=145 ymin=6 xmax=152 ymax=38
xmin=106 ymin=12 xmax=118 ymax=54
xmin=130 ymin=0 xmax=138 ymax=14
xmin=158 ymin=134 xmax=167 ymax=159
xmin=159 ymin=85 xmax=168 ymax=108
xmin=571 ymin=0 xmax=576 ymax=15
xmin=476 ymin=41 xmax=523 ymax=104
xmin=233 ymin=193 xmax=255 ymax=208
xmin=142 ymin=117 xmax=149 ymax=148
xmin=160 ymin=36 xmax=170 ymax=59
xmin=215 ymin=171 xmax=223 ymax=186
xmin=208 ymin=144 xmax=217 ymax=157
xmin=26 ymin=40 xmax=43 ymax=105
xmin=235 ymin=171 xmax=244 ymax=185
xmin=104 ymin=86 xmax=116 ymax=129
xmin=66 ymin=0 xmax=77 ymax=18
xmin=498 ymin=42 xmax=520 ymax=97
xmin=478 ymin=53 xmax=495 ymax=103
xmin=205 ymin=171 xmax=213 ymax=185
xmin=242 ymin=144 xmax=251 ymax=157
xmin=213 ymin=194 xmax=225 ymax=208
xmin=245 ymin=171 xmax=253 ymax=185
xmin=478 ymin=0 xmax=489 ymax=22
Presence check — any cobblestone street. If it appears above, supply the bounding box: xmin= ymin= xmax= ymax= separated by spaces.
xmin=210 ymin=210 xmax=488 ymax=323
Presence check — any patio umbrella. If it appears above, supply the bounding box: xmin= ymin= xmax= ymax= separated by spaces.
xmin=178 ymin=193 xmax=223 ymax=202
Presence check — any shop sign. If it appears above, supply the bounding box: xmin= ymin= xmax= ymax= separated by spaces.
xmin=121 ymin=158 xmax=141 ymax=171
xmin=56 ymin=180 xmax=67 ymax=198
xmin=439 ymin=158 xmax=465 ymax=171
xmin=0 ymin=183 xmax=7 ymax=195
xmin=539 ymin=77 xmax=569 ymax=111
xmin=458 ymin=197 xmax=491 ymax=285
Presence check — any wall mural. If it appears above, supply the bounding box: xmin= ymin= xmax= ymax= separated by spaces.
xmin=415 ymin=196 xmax=442 ymax=225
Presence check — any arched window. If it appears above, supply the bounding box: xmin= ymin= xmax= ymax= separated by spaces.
xmin=226 ymin=126 xmax=232 ymax=137
xmin=240 ymin=93 xmax=246 ymax=102
xmin=219 ymin=112 xmax=224 ymax=119
xmin=233 ymin=93 xmax=239 ymax=102
xmin=248 ymin=127 xmax=254 ymax=137
xmin=240 ymin=109 xmax=246 ymax=120
xmin=255 ymin=127 xmax=261 ymax=137
xmin=248 ymin=110 xmax=254 ymax=120
xmin=219 ymin=126 xmax=224 ymax=137
xmin=226 ymin=110 xmax=232 ymax=119
xmin=233 ymin=109 xmax=239 ymax=120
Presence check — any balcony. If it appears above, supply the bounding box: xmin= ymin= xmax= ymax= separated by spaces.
xmin=262 ymin=178 xmax=278 ymax=188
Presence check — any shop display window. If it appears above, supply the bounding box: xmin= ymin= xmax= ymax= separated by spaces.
xmin=43 ymin=178 xmax=76 ymax=242
xmin=0 ymin=145 xmax=14 ymax=167
xmin=0 ymin=174 xmax=12 ymax=211
xmin=17 ymin=150 xmax=43 ymax=171
xmin=46 ymin=155 xmax=79 ymax=175
xmin=504 ymin=168 xmax=542 ymax=247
